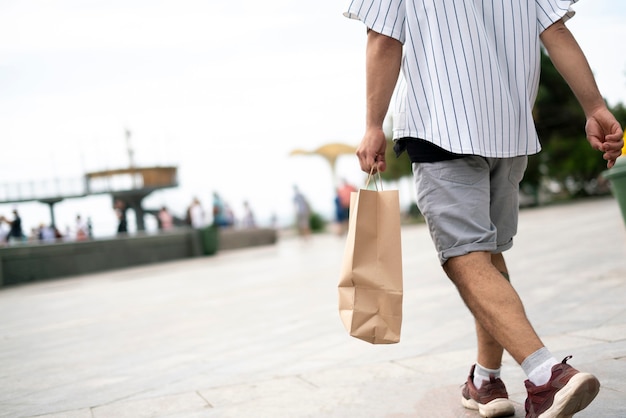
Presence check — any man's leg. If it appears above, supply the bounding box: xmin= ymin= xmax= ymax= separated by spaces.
xmin=457 ymin=254 xmax=518 ymax=417
xmin=414 ymin=156 xmax=600 ymax=416
xmin=474 ymin=253 xmax=508 ymax=369
xmin=443 ymin=251 xmax=543 ymax=365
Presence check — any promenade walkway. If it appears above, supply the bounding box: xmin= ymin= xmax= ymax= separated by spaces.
xmin=0 ymin=197 xmax=624 ymax=418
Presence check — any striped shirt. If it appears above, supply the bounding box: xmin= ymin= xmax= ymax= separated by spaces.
xmin=345 ymin=0 xmax=577 ymax=158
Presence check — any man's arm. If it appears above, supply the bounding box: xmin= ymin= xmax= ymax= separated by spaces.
xmin=356 ymin=29 xmax=403 ymax=173
xmin=540 ymin=20 xmax=624 ymax=168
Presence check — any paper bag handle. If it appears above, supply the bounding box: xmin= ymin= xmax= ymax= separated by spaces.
xmin=364 ymin=165 xmax=384 ymax=190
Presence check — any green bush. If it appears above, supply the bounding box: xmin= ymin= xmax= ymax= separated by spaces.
xmin=309 ymin=212 xmax=326 ymax=233
xmin=407 ymin=202 xmax=421 ymax=218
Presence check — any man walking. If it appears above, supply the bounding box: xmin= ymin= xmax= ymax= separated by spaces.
xmin=344 ymin=0 xmax=623 ymax=417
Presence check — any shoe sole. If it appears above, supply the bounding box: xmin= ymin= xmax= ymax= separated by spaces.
xmin=461 ymin=396 xmax=515 ymax=418
xmin=538 ymin=372 xmax=600 ymax=418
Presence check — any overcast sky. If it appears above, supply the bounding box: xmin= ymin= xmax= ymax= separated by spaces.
xmin=1 ymin=0 xmax=625 ymax=235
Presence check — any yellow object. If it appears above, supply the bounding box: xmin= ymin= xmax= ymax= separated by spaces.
xmin=289 ymin=142 xmax=358 ymax=182
xmin=622 ymin=128 xmax=626 ymax=156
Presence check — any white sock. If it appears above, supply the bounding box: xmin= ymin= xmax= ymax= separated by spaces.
xmin=522 ymin=348 xmax=559 ymax=386
xmin=474 ymin=363 xmax=501 ymax=389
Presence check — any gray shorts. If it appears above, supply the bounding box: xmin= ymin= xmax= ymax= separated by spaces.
xmin=412 ymin=156 xmax=527 ymax=265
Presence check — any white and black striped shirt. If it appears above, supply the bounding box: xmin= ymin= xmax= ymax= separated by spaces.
xmin=345 ymin=0 xmax=577 ymax=158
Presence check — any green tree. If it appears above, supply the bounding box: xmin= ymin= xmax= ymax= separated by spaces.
xmin=381 ymin=139 xmax=413 ymax=182
xmin=611 ymin=102 xmax=626 ymax=130
xmin=380 ymin=113 xmax=413 ymax=182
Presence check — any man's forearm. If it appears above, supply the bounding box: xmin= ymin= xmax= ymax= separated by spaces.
xmin=540 ymin=20 xmax=606 ymax=117
xmin=365 ymin=30 xmax=403 ymax=130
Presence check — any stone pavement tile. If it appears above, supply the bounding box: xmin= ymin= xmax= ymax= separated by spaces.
xmin=580 ymin=387 xmax=626 ymax=418
xmin=393 ymin=349 xmax=477 ymax=376
xmin=395 ymin=351 xmax=528 ymax=416
xmin=301 ymin=356 xmax=524 ymax=418
xmin=198 ymin=376 xmax=316 ymax=408
xmin=409 ymin=384 xmax=526 ymax=418
xmin=605 ymin=305 xmax=626 ymax=327
xmin=558 ymin=341 xmax=626 ymax=371
xmin=518 ymin=274 xmax=626 ymax=338
xmin=31 ymin=410 xmax=92 ymax=418
xmin=591 ymin=339 xmax=626 ymax=366
xmin=90 ymin=391 xmax=211 ymax=418
xmin=195 ymin=365 xmax=450 ymax=418
xmin=318 ymin=381 xmax=478 ymax=418
xmin=566 ymin=342 xmax=626 ymax=392
xmin=192 ymin=359 xmax=524 ymax=418
xmin=535 ymin=333 xmax=603 ymax=355
xmin=570 ymin=323 xmax=626 ymax=343
xmin=302 ymin=361 xmax=423 ymax=388
xmin=197 ymin=376 xmax=336 ymax=418
xmin=592 ymin=356 xmax=626 ymax=394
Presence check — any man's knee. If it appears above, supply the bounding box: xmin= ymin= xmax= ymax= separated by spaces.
xmin=443 ymin=251 xmax=491 ymax=282
xmin=443 ymin=251 xmax=511 ymax=288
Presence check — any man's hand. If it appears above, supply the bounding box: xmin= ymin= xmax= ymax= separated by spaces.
xmin=356 ymin=127 xmax=388 ymax=174
xmin=585 ymin=108 xmax=624 ymax=168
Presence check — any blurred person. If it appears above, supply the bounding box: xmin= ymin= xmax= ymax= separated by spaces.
xmin=38 ymin=223 xmax=56 ymax=243
xmin=212 ymin=192 xmax=232 ymax=227
xmin=187 ymin=197 xmax=206 ymax=229
xmin=158 ymin=206 xmax=174 ymax=231
xmin=225 ymin=203 xmax=236 ymax=227
xmin=87 ymin=217 xmax=93 ymax=239
xmin=2 ymin=209 xmax=24 ymax=244
xmin=75 ymin=214 xmax=89 ymax=241
xmin=241 ymin=200 xmax=256 ymax=229
xmin=293 ymin=185 xmax=311 ymax=238
xmin=114 ymin=199 xmax=128 ymax=235
xmin=29 ymin=227 xmax=39 ymax=242
xmin=336 ymin=178 xmax=356 ymax=235
xmin=0 ymin=222 xmax=6 ymax=244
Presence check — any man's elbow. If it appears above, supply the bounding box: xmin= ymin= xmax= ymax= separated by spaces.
xmin=367 ymin=28 xmax=401 ymax=46
xmin=540 ymin=19 xmax=570 ymax=48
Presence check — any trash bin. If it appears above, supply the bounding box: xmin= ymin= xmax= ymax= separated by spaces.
xmin=199 ymin=225 xmax=219 ymax=255
xmin=603 ymin=157 xmax=626 ymax=226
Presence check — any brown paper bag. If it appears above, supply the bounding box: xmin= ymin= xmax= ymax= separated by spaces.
xmin=338 ymin=176 xmax=403 ymax=344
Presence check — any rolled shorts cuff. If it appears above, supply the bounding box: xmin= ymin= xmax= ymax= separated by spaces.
xmin=439 ymin=239 xmax=514 ymax=265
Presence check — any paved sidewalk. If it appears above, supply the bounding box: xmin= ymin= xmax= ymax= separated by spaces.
xmin=0 ymin=197 xmax=625 ymax=418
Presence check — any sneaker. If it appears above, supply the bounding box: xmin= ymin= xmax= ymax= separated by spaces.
xmin=462 ymin=364 xmax=515 ymax=417
xmin=524 ymin=355 xmax=600 ymax=418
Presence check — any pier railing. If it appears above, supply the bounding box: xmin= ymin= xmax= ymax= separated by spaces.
xmin=0 ymin=166 xmax=178 ymax=204
xmin=0 ymin=178 xmax=87 ymax=204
